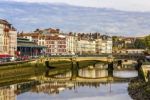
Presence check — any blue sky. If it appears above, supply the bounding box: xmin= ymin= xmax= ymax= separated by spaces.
xmin=0 ymin=0 xmax=150 ymax=36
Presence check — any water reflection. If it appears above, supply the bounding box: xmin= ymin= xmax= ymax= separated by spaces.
xmin=52 ymin=63 xmax=138 ymax=80
xmin=0 ymin=62 xmax=138 ymax=100
xmin=78 ymin=64 xmax=108 ymax=78
xmin=0 ymin=81 xmax=38 ymax=100
xmin=79 ymin=69 xmax=108 ymax=78
xmin=113 ymin=70 xmax=138 ymax=78
xmin=0 ymin=85 xmax=16 ymax=100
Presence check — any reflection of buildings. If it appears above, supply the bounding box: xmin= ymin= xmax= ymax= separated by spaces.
xmin=0 ymin=85 xmax=17 ymax=100
xmin=31 ymin=81 xmax=107 ymax=95
xmin=31 ymin=82 xmax=74 ymax=95
xmin=0 ymin=81 xmax=38 ymax=100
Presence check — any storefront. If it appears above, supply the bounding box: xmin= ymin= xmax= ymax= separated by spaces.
xmin=17 ymin=38 xmax=46 ymax=58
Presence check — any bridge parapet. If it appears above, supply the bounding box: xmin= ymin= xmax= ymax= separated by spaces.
xmin=42 ymin=56 xmax=114 ymax=63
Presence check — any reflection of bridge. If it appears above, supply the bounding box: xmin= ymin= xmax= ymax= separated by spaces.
xmin=38 ymin=76 xmax=135 ymax=83
xmin=38 ymin=68 xmax=138 ymax=83
xmin=42 ymin=60 xmax=139 ymax=83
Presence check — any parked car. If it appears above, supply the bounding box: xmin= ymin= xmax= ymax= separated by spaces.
xmin=0 ymin=58 xmax=10 ymax=62
xmin=9 ymin=57 xmax=16 ymax=61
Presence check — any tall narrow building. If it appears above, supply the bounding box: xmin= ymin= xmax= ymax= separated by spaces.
xmin=0 ymin=19 xmax=17 ymax=56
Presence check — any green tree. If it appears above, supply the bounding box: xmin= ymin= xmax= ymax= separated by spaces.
xmin=144 ymin=35 xmax=150 ymax=49
xmin=134 ymin=39 xmax=146 ymax=49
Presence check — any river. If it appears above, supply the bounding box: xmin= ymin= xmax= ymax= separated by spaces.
xmin=0 ymin=62 xmax=138 ymax=100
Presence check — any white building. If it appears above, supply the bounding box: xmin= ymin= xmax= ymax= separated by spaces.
xmin=0 ymin=19 xmax=17 ymax=56
xmin=9 ymin=30 xmax=17 ymax=56
xmin=66 ymin=33 xmax=77 ymax=55
xmin=77 ymin=39 xmax=96 ymax=55
xmin=95 ymin=37 xmax=112 ymax=54
xmin=38 ymin=33 xmax=46 ymax=46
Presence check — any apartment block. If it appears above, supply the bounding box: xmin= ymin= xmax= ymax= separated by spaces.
xmin=0 ymin=19 xmax=17 ymax=56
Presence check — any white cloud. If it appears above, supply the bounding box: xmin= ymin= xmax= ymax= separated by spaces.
xmin=4 ymin=0 xmax=150 ymax=12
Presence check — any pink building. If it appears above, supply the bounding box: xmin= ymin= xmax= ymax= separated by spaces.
xmin=46 ymin=34 xmax=67 ymax=55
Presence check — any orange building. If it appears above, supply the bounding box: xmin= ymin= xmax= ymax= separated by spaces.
xmin=45 ymin=34 xmax=67 ymax=55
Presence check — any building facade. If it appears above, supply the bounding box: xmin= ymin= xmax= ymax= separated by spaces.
xmin=95 ymin=36 xmax=112 ymax=54
xmin=17 ymin=38 xmax=46 ymax=58
xmin=66 ymin=33 xmax=77 ymax=55
xmin=0 ymin=19 xmax=17 ymax=57
xmin=46 ymin=34 xmax=67 ymax=55
xmin=77 ymin=39 xmax=96 ymax=55
xmin=18 ymin=28 xmax=113 ymax=56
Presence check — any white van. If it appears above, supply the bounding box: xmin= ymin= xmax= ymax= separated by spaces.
xmin=10 ymin=57 xmax=16 ymax=61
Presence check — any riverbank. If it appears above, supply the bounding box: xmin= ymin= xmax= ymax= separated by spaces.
xmin=0 ymin=59 xmax=36 ymax=66
xmin=128 ymin=78 xmax=150 ymax=100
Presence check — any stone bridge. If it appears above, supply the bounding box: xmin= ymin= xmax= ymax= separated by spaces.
xmin=42 ymin=56 xmax=114 ymax=63
xmin=38 ymin=54 xmax=146 ymax=64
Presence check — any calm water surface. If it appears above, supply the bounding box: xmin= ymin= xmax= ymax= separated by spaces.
xmin=0 ymin=63 xmax=138 ymax=100
xmin=17 ymin=83 xmax=131 ymax=100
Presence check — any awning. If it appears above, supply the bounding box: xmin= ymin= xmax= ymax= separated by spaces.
xmin=0 ymin=54 xmax=12 ymax=58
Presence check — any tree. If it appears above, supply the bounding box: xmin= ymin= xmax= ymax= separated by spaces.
xmin=134 ymin=39 xmax=146 ymax=49
xmin=144 ymin=35 xmax=150 ymax=49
